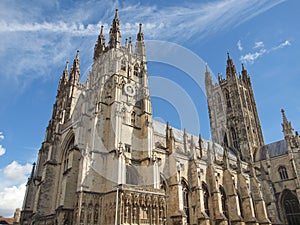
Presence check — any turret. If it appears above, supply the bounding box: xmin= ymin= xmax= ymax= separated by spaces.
xmin=281 ymin=109 xmax=294 ymax=138
xmin=226 ymin=52 xmax=237 ymax=79
xmin=57 ymin=61 xmax=69 ymax=95
xmin=108 ymin=9 xmax=121 ymax=49
xmin=135 ymin=23 xmax=146 ymax=59
xmin=69 ymin=50 xmax=80 ymax=85
xmin=94 ymin=25 xmax=106 ymax=60
xmin=204 ymin=65 xmax=213 ymax=89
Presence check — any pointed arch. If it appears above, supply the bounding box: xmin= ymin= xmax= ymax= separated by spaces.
xmin=202 ymin=182 xmax=210 ymax=216
xmin=121 ymin=58 xmax=126 ymax=71
xmin=126 ymin=165 xmax=139 ymax=185
xmin=230 ymin=127 xmax=239 ymax=150
xmin=224 ymin=89 xmax=231 ymax=109
xmin=181 ymin=179 xmax=190 ymax=224
xmin=134 ymin=63 xmax=139 ymax=76
xmin=219 ymin=185 xmax=228 ymax=218
xmin=278 ymin=166 xmax=289 ymax=180
xmin=131 ymin=111 xmax=136 ymax=126
xmin=216 ymin=92 xmax=223 ymax=113
xmin=279 ymin=189 xmax=300 ymax=225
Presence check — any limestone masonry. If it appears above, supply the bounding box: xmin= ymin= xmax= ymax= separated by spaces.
xmin=21 ymin=9 xmax=300 ymax=225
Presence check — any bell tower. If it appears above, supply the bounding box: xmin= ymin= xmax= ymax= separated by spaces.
xmin=206 ymin=53 xmax=264 ymax=162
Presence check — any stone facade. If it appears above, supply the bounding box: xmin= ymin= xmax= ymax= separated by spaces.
xmin=20 ymin=9 xmax=300 ymax=225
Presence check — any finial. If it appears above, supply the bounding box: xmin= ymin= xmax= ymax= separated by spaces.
xmin=227 ymin=51 xmax=230 ymax=59
xmin=65 ymin=61 xmax=69 ymax=71
xmin=139 ymin=23 xmax=142 ymax=33
xmin=205 ymin=64 xmax=209 ymax=73
xmin=242 ymin=63 xmax=245 ymax=71
xmin=115 ymin=8 xmax=119 ymax=19
xmin=281 ymin=108 xmax=287 ymax=121
xmin=76 ymin=50 xmax=79 ymax=59
xmin=100 ymin=25 xmax=104 ymax=35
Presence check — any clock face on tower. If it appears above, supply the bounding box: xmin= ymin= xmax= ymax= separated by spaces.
xmin=124 ymin=83 xmax=136 ymax=97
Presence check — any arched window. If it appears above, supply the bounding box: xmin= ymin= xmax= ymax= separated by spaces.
xmin=282 ymin=190 xmax=300 ymax=225
xmin=126 ymin=165 xmax=139 ymax=185
xmin=238 ymin=193 xmax=244 ymax=218
xmin=87 ymin=203 xmax=92 ymax=225
xmin=231 ymin=127 xmax=239 ymax=150
xmin=202 ymin=182 xmax=210 ymax=216
xmin=182 ymin=180 xmax=190 ymax=224
xmin=94 ymin=204 xmax=99 ymax=224
xmin=219 ymin=186 xmax=228 ymax=218
xmin=63 ymin=136 xmax=74 ymax=173
xmin=224 ymin=89 xmax=231 ymax=109
xmin=80 ymin=203 xmax=85 ymax=225
xmin=134 ymin=63 xmax=139 ymax=76
xmin=121 ymin=59 xmax=126 ymax=71
xmin=216 ymin=93 xmax=223 ymax=112
xmin=279 ymin=166 xmax=289 ymax=180
xmin=131 ymin=111 xmax=136 ymax=126
xmin=223 ymin=133 xmax=228 ymax=148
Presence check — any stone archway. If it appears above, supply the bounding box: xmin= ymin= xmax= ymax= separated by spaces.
xmin=281 ymin=189 xmax=300 ymax=225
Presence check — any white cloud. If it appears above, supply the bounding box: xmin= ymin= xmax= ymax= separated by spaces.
xmin=240 ymin=49 xmax=267 ymax=64
xmin=0 ymin=132 xmax=5 ymax=156
xmin=237 ymin=40 xmax=243 ymax=51
xmin=0 ymin=161 xmax=32 ymax=216
xmin=3 ymin=161 xmax=32 ymax=183
xmin=0 ymin=183 xmax=26 ymax=217
xmin=272 ymin=40 xmax=291 ymax=50
xmin=254 ymin=41 xmax=264 ymax=49
xmin=240 ymin=40 xmax=291 ymax=64
xmin=0 ymin=0 xmax=286 ymax=88
xmin=0 ymin=145 xmax=5 ymax=156
xmin=0 ymin=132 xmax=4 ymax=140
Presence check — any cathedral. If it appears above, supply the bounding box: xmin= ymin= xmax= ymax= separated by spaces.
xmin=20 ymin=9 xmax=300 ymax=225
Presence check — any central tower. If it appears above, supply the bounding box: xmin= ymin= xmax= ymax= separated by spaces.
xmin=205 ymin=53 xmax=264 ymax=161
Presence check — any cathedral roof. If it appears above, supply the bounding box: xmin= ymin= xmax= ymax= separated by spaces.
xmin=255 ymin=139 xmax=288 ymax=161
xmin=153 ymin=120 xmax=237 ymax=160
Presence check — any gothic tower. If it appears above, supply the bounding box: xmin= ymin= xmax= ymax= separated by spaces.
xmin=205 ymin=53 xmax=264 ymax=162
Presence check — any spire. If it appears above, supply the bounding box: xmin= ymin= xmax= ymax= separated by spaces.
xmin=226 ymin=52 xmax=237 ymax=79
xmin=59 ymin=61 xmax=69 ymax=88
xmin=94 ymin=25 xmax=106 ymax=59
xmin=70 ymin=50 xmax=80 ymax=83
xmin=109 ymin=9 xmax=121 ymax=49
xmin=137 ymin=23 xmax=144 ymax=41
xmin=30 ymin=162 xmax=36 ymax=179
xmin=281 ymin=109 xmax=294 ymax=138
xmin=223 ymin=147 xmax=230 ymax=169
xmin=135 ymin=23 xmax=146 ymax=58
xmin=198 ymin=134 xmax=203 ymax=158
xmin=205 ymin=64 xmax=213 ymax=86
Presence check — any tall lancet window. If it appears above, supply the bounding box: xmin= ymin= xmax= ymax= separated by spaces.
xmin=182 ymin=180 xmax=190 ymax=224
xmin=279 ymin=166 xmax=289 ymax=180
xmin=121 ymin=59 xmax=126 ymax=71
xmin=131 ymin=111 xmax=136 ymax=126
xmin=202 ymin=182 xmax=210 ymax=216
xmin=134 ymin=63 xmax=139 ymax=76
xmin=231 ymin=127 xmax=239 ymax=150
xmin=224 ymin=89 xmax=231 ymax=109
xmin=219 ymin=186 xmax=228 ymax=218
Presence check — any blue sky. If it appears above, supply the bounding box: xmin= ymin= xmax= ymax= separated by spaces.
xmin=0 ymin=0 xmax=299 ymax=217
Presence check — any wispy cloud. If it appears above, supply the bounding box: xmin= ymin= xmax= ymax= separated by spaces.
xmin=237 ymin=40 xmax=243 ymax=51
xmin=240 ymin=40 xmax=291 ymax=64
xmin=0 ymin=132 xmax=5 ymax=156
xmin=0 ymin=0 xmax=286 ymax=88
xmin=254 ymin=41 xmax=264 ymax=49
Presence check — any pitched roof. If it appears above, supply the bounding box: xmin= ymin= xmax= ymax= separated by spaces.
xmin=255 ymin=139 xmax=288 ymax=161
